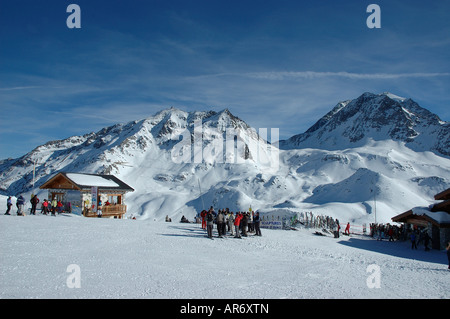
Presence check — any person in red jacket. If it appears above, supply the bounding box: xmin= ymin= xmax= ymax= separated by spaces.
xmin=388 ymin=227 xmax=394 ymax=242
xmin=57 ymin=201 xmax=64 ymax=214
xmin=42 ymin=199 xmax=49 ymax=215
xmin=344 ymin=222 xmax=350 ymax=235
xmin=200 ymin=210 xmax=207 ymax=229
xmin=234 ymin=212 xmax=243 ymax=238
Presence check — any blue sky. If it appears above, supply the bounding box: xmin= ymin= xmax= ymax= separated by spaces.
xmin=1 ymin=0 xmax=449 ymax=159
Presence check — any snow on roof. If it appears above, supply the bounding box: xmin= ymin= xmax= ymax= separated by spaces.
xmin=66 ymin=173 xmax=119 ymax=188
xmin=412 ymin=206 xmax=450 ymax=224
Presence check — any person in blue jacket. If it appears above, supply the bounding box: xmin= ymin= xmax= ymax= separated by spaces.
xmin=4 ymin=196 xmax=12 ymax=215
xmin=410 ymin=231 xmax=418 ymax=249
xmin=16 ymin=195 xmax=25 ymax=216
xmin=254 ymin=212 xmax=262 ymax=236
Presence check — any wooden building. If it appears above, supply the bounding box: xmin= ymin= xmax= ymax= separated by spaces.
xmin=40 ymin=172 xmax=134 ymax=218
xmin=392 ymin=188 xmax=450 ymax=250
xmin=431 ymin=188 xmax=450 ymax=213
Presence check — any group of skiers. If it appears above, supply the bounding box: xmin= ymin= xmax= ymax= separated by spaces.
xmin=370 ymin=222 xmax=433 ymax=250
xmin=370 ymin=223 xmax=401 ymax=242
xmin=370 ymin=223 xmax=402 ymax=241
xmin=199 ymin=207 xmax=262 ymax=239
xmin=4 ymin=195 xmax=65 ymax=216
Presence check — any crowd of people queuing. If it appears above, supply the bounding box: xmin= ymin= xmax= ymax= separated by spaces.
xmin=193 ymin=206 xmax=262 ymax=239
xmin=4 ymin=195 xmax=70 ymax=216
xmin=370 ymin=222 xmax=434 ymax=251
xmin=370 ymin=222 xmax=450 ymax=269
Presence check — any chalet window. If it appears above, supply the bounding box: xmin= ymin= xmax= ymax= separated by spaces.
xmin=106 ymin=195 xmax=122 ymax=205
xmin=51 ymin=192 xmax=64 ymax=202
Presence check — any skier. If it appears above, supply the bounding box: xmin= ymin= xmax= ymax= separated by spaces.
xmin=97 ymin=201 xmax=102 ymax=218
xmin=225 ymin=208 xmax=231 ymax=232
xmin=42 ymin=199 xmax=49 ymax=215
xmin=97 ymin=199 xmax=103 ymax=218
xmin=51 ymin=198 xmax=57 ymax=216
xmin=227 ymin=212 xmax=235 ymax=236
xmin=4 ymin=196 xmax=12 ymax=215
xmin=388 ymin=227 xmax=394 ymax=242
xmin=216 ymin=210 xmax=224 ymax=237
xmin=206 ymin=208 xmax=214 ymax=239
xmin=201 ymin=210 xmax=207 ymax=229
xmin=234 ymin=213 xmax=243 ymax=238
xmin=410 ymin=231 xmax=417 ymax=249
xmin=16 ymin=195 xmax=25 ymax=216
xmin=30 ymin=195 xmax=39 ymax=215
xmin=57 ymin=200 xmax=63 ymax=214
xmin=254 ymin=212 xmax=262 ymax=236
xmin=241 ymin=213 xmax=249 ymax=237
xmin=344 ymin=222 xmax=350 ymax=235
xmin=377 ymin=227 xmax=383 ymax=241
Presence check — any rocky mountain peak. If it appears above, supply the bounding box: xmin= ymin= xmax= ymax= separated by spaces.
xmin=280 ymin=92 xmax=449 ymax=157
xmin=0 ymin=107 xmax=261 ymax=194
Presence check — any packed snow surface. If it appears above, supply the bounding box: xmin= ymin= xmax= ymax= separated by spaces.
xmin=0 ymin=214 xmax=448 ymax=299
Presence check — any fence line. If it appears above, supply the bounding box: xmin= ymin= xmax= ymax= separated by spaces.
xmin=261 ymin=212 xmax=367 ymax=234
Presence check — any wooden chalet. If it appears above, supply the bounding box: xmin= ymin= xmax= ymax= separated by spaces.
xmin=40 ymin=172 xmax=134 ymax=218
xmin=392 ymin=188 xmax=450 ymax=250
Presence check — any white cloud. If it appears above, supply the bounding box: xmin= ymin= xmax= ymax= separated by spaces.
xmin=186 ymin=71 xmax=450 ymax=80
xmin=0 ymin=86 xmax=44 ymax=91
xmin=198 ymin=71 xmax=450 ymax=80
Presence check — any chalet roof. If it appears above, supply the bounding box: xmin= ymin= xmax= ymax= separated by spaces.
xmin=392 ymin=188 xmax=450 ymax=228
xmin=40 ymin=172 xmax=134 ymax=192
xmin=431 ymin=199 xmax=450 ymax=213
xmin=413 ymin=206 xmax=450 ymax=225
xmin=392 ymin=206 xmax=450 ymax=228
xmin=434 ymin=188 xmax=450 ymax=201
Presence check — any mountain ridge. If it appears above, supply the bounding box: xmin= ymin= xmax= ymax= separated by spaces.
xmin=280 ymin=92 xmax=449 ymax=157
xmin=1 ymin=92 xmax=449 ymax=224
xmin=0 ymin=107 xmax=263 ymax=194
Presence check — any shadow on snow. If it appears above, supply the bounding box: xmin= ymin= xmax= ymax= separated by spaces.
xmin=158 ymin=224 xmax=208 ymax=239
xmin=338 ymin=236 xmax=447 ymax=266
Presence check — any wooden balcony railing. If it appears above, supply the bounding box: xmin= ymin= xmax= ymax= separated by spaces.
xmin=84 ymin=204 xmax=127 ymax=218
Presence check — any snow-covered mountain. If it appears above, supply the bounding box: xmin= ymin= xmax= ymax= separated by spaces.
xmin=0 ymin=108 xmax=266 ymax=194
xmin=280 ymin=92 xmax=450 ymax=157
xmin=1 ymin=92 xmax=449 ymax=224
